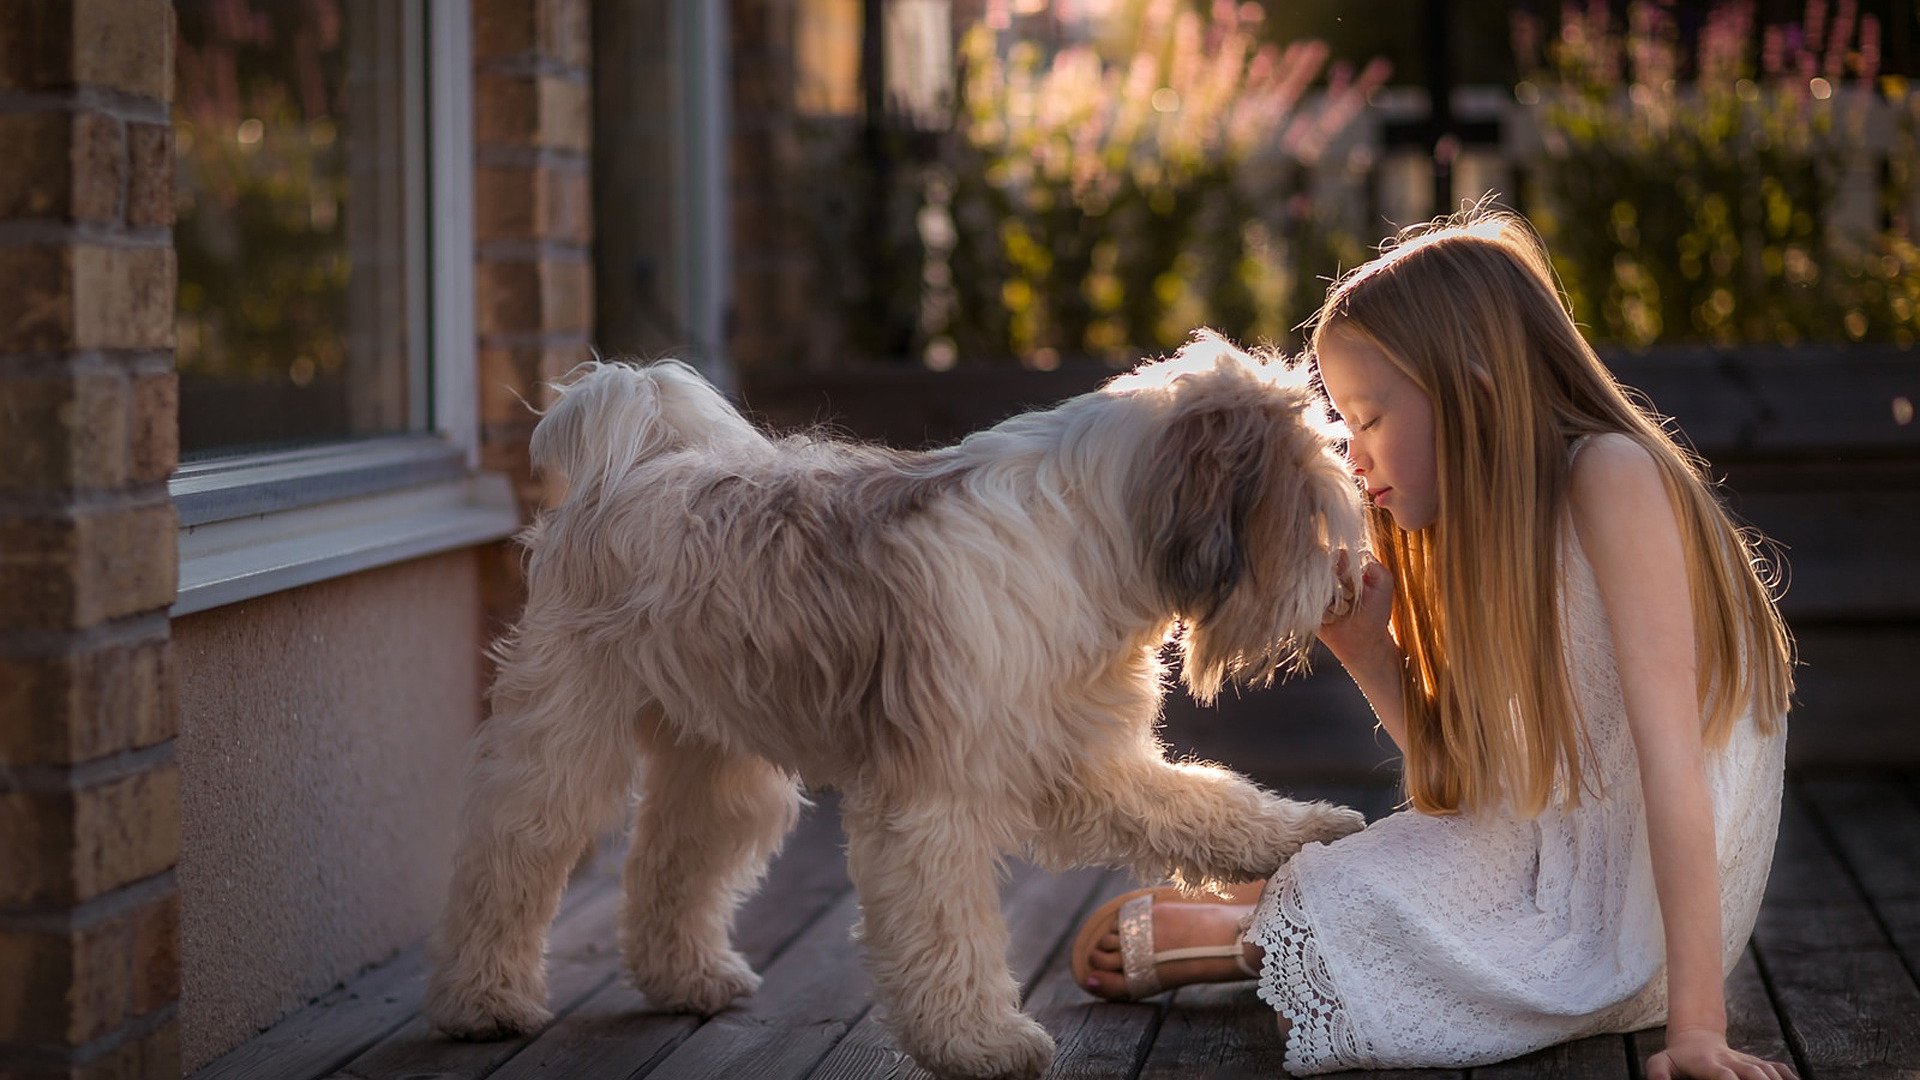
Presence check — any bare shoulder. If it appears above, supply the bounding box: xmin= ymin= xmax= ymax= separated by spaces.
xmin=1567 ymin=432 xmax=1679 ymax=557
xmin=1571 ymin=431 xmax=1660 ymax=484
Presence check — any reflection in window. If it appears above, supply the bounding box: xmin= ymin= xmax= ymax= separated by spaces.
xmin=174 ymin=0 xmax=426 ymax=458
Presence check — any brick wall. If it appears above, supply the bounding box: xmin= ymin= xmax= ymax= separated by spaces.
xmin=472 ymin=0 xmax=593 ymax=510
xmin=471 ymin=0 xmax=593 ymax=642
xmin=729 ymin=0 xmax=816 ymax=372
xmin=0 ymin=1 xmax=183 ymax=1078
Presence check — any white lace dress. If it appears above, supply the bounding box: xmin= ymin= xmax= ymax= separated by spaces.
xmin=1247 ymin=494 xmax=1788 ymax=1074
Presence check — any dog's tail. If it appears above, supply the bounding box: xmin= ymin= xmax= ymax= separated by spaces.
xmin=531 ymin=359 xmax=749 ymax=494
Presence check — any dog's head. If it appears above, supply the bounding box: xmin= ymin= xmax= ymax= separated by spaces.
xmin=1118 ymin=331 xmax=1367 ymax=703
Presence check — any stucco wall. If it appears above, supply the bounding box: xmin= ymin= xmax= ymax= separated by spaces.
xmin=173 ymin=549 xmax=490 ymax=1071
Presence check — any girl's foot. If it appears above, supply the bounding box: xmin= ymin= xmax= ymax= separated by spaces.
xmin=1070 ymin=883 xmax=1266 ymax=1001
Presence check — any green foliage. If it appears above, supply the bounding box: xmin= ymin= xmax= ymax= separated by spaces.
xmin=1518 ymin=0 xmax=1920 ymax=348
xmin=174 ymin=2 xmax=350 ymax=384
xmin=930 ymin=0 xmax=1388 ymax=367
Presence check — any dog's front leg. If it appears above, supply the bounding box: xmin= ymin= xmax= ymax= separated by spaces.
xmin=1039 ymin=756 xmax=1365 ymax=888
xmin=842 ymin=799 xmax=1053 ymax=1080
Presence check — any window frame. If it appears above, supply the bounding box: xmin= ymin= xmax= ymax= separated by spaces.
xmin=171 ymin=0 xmax=514 ymax=618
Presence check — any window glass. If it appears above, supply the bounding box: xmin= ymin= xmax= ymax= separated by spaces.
xmin=174 ymin=0 xmax=426 ymax=458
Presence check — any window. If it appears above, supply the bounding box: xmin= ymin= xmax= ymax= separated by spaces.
xmin=174 ymin=0 xmax=428 ymax=456
xmin=170 ymin=0 xmax=511 ymax=616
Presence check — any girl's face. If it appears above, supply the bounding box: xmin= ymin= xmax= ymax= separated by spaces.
xmin=1316 ymin=327 xmax=1440 ymax=531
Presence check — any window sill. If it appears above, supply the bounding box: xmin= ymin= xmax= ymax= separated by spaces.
xmin=172 ymin=436 xmax=473 ymax=527
xmin=173 ymin=471 xmax=520 ymax=618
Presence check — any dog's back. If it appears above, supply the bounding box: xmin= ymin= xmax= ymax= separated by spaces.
xmin=519 ymin=362 xmax=990 ymax=783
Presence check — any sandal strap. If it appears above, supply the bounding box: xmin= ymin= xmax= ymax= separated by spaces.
xmin=1150 ymin=944 xmax=1248 ymax=964
xmin=1153 ymin=944 xmax=1258 ymax=979
xmin=1118 ymin=895 xmax=1161 ymax=998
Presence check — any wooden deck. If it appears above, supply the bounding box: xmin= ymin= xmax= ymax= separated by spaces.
xmin=188 ymin=772 xmax=1920 ymax=1080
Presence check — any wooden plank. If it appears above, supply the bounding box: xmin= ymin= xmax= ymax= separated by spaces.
xmin=483 ymin=798 xmax=858 ymax=1080
xmin=798 ymin=862 xmax=1110 ymax=1080
xmin=481 ymin=985 xmax=697 ymax=1080
xmin=1800 ymin=776 xmax=1920 ymax=982
xmin=733 ymin=792 xmax=855 ymax=967
xmin=187 ymin=873 xmax=620 ymax=1080
xmin=187 ymin=941 xmax=432 ymax=1080
xmin=1750 ymin=789 xmax=1920 ymax=1080
xmin=637 ymin=890 xmax=874 ymax=1080
xmin=323 ymin=883 xmax=628 ymax=1079
xmin=1018 ymin=869 xmax=1165 ymax=1080
xmin=1468 ymin=1033 xmax=1631 ymax=1080
xmin=337 ymin=795 xmax=853 ymax=1080
xmin=1192 ymin=990 xmax=1464 ymax=1080
xmin=1315 ymin=1066 xmax=1465 ymax=1080
xmin=1135 ymin=981 xmax=1289 ymax=1080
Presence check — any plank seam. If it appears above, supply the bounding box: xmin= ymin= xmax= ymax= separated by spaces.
xmin=1796 ymin=786 xmax=1920 ymax=990
xmin=1019 ymin=869 xmax=1121 ymax=1008
xmin=470 ymin=969 xmax=626 ymax=1080
xmin=1746 ymin=939 xmax=1815 ymax=1080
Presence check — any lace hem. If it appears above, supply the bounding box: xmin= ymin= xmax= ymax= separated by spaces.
xmin=1249 ymin=869 xmax=1368 ymax=1074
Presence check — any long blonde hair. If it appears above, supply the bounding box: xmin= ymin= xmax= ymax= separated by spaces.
xmin=1311 ymin=210 xmax=1793 ymax=817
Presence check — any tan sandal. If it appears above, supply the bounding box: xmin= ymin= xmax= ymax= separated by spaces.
xmin=1069 ymin=886 xmax=1259 ymax=1001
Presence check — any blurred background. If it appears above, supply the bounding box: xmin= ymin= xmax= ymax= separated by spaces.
xmin=174 ymin=0 xmax=1920 ymax=784
xmin=705 ymin=0 xmax=1920 ymax=784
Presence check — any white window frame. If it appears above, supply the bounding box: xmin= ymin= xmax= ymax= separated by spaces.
xmin=171 ymin=0 xmax=516 ymax=618
xmin=681 ymin=0 xmax=732 ymax=393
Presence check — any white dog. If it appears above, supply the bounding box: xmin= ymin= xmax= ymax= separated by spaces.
xmin=426 ymin=332 xmax=1368 ymax=1080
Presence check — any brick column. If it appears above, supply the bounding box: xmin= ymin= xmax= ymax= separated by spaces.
xmin=0 ymin=2 xmax=183 ymax=1079
xmin=729 ymin=0 xmax=814 ymax=372
xmin=470 ymin=0 xmax=593 ymax=637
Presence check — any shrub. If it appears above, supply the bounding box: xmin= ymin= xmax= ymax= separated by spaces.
xmin=928 ymin=0 xmax=1388 ymax=367
xmin=1516 ymin=0 xmax=1920 ymax=348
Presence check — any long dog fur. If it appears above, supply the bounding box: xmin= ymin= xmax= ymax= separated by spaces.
xmin=426 ymin=331 xmax=1369 ymax=1080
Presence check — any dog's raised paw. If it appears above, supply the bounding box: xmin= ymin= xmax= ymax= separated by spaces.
xmin=1213 ymin=796 xmax=1368 ymax=880
xmin=1307 ymin=802 xmax=1367 ymax=843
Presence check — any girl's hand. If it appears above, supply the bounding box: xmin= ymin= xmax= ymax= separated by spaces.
xmin=1646 ymin=1029 xmax=1798 ymax=1080
xmin=1317 ymin=553 xmax=1395 ymax=668
xmin=1316 ymin=553 xmax=1410 ymax=750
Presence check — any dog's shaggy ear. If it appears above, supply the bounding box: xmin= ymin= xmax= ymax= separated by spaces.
xmin=1137 ymin=405 xmax=1271 ymax=627
xmin=1137 ymin=390 xmax=1365 ymax=705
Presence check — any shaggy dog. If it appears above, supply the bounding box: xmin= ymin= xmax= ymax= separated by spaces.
xmin=426 ymin=332 xmax=1368 ymax=1080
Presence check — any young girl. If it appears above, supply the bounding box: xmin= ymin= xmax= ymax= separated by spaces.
xmin=1071 ymin=209 xmax=1797 ymax=1080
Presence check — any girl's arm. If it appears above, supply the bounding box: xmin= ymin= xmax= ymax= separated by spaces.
xmin=1569 ymin=434 xmax=1794 ymax=1080
xmin=1317 ymin=556 xmax=1409 ymax=752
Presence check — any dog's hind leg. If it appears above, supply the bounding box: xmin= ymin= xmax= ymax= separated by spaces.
xmin=841 ymin=798 xmax=1054 ymax=1080
xmin=619 ymin=735 xmax=802 ymax=1014
xmin=426 ymin=695 xmax=639 ymax=1040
